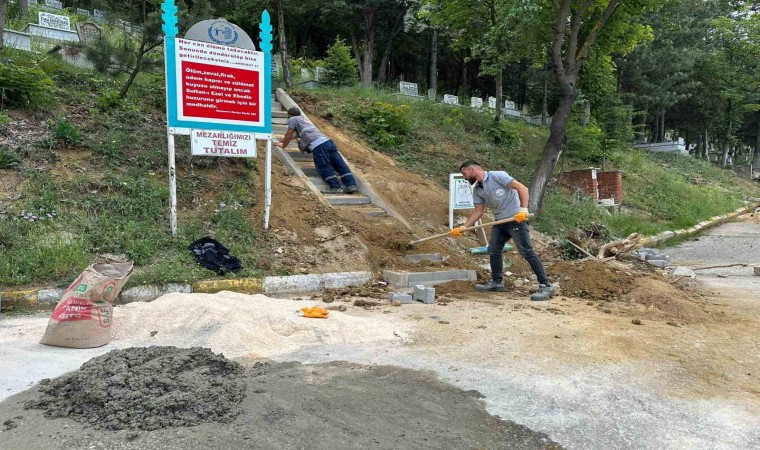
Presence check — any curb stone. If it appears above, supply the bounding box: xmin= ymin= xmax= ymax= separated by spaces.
xmin=0 ymin=271 xmax=374 ymax=313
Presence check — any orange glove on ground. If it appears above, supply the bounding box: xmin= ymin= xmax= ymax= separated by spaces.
xmin=450 ymin=226 xmax=467 ymax=237
xmin=300 ymin=306 xmax=330 ymax=319
xmin=514 ymin=208 xmax=530 ymax=223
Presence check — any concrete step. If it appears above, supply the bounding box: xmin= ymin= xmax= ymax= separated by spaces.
xmin=382 ymin=269 xmax=477 ymax=288
xmin=272 ymin=101 xmax=282 ymax=110
xmin=272 ymin=117 xmax=289 ymax=125
xmin=404 ymin=253 xmax=446 ymax=264
xmin=301 ymin=166 xmax=319 ymax=177
xmin=326 ymin=195 xmax=371 ymax=206
xmin=272 ymin=110 xmax=289 ymax=118
xmin=337 ymin=206 xmax=386 ymax=217
xmin=287 ymin=151 xmax=312 ymax=162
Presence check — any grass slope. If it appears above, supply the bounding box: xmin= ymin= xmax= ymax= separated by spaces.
xmin=294 ymin=87 xmax=760 ymax=239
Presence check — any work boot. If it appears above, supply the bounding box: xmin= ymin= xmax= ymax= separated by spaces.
xmin=530 ymin=283 xmax=557 ymax=301
xmin=344 ymin=185 xmax=357 ymax=194
xmin=475 ymin=280 xmax=505 ymax=292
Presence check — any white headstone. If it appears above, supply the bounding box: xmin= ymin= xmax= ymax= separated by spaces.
xmin=443 ymin=94 xmax=459 ymax=105
xmin=28 ymin=0 xmax=39 ymax=5
xmin=505 ymin=100 xmax=517 ymax=110
xmin=399 ymin=81 xmax=419 ymax=97
xmin=271 ymin=54 xmax=282 ymax=75
xmin=488 ymin=97 xmax=496 ymax=109
xmin=300 ymin=68 xmax=312 ymax=79
xmin=39 ymin=12 xmax=71 ymax=31
xmin=315 ymin=66 xmax=328 ymax=82
xmin=44 ymin=0 xmax=63 ymax=9
xmin=77 ymin=8 xmax=91 ymax=16
xmin=470 ymin=97 xmax=483 ymax=108
xmin=93 ymin=9 xmax=107 ymax=20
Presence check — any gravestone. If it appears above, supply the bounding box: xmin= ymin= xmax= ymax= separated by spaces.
xmin=488 ymin=97 xmax=496 ymax=109
xmin=28 ymin=0 xmax=39 ymax=5
xmin=76 ymin=8 xmax=90 ymax=16
xmin=470 ymin=97 xmax=483 ymax=108
xmin=300 ymin=68 xmax=312 ymax=79
xmin=443 ymin=94 xmax=459 ymax=105
xmin=315 ymin=66 xmax=328 ymax=82
xmin=504 ymin=100 xmax=516 ymax=110
xmin=44 ymin=0 xmax=63 ymax=9
xmin=76 ymin=21 xmax=103 ymax=44
xmin=93 ymin=9 xmax=107 ymax=20
xmin=39 ymin=12 xmax=71 ymax=31
xmin=399 ymin=81 xmax=420 ymax=97
xmin=116 ymin=19 xmax=133 ymax=33
xmin=271 ymin=54 xmax=282 ymax=75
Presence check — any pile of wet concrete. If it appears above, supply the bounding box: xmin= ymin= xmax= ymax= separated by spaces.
xmin=24 ymin=346 xmax=246 ymax=431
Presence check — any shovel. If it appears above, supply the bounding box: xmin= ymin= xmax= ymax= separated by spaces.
xmin=407 ymin=214 xmax=534 ymax=247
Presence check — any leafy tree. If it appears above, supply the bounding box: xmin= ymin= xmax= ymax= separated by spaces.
xmin=324 ymin=37 xmax=358 ymax=86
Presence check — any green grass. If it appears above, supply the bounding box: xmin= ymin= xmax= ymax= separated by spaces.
xmin=298 ymin=87 xmax=760 ymax=240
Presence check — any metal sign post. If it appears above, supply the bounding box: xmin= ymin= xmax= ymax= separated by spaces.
xmin=161 ymin=1 xmax=273 ymax=235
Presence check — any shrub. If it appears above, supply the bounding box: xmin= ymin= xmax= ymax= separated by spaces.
xmin=347 ymin=101 xmax=411 ymax=147
xmin=323 ymin=38 xmax=358 ymax=87
xmin=0 ymin=63 xmax=54 ymax=109
xmin=485 ymin=119 xmax=523 ymax=149
xmin=95 ymin=90 xmax=122 ymax=111
xmin=0 ymin=147 xmax=21 ymax=169
xmin=565 ymin=121 xmax=603 ymax=164
xmin=50 ymin=117 xmax=83 ymax=145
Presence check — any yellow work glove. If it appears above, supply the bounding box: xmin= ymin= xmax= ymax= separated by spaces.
xmin=300 ymin=306 xmax=330 ymax=319
xmin=450 ymin=226 xmax=467 ymax=237
xmin=514 ymin=208 xmax=530 ymax=223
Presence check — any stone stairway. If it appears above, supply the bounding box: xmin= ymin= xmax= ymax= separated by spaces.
xmin=269 ymin=91 xmax=391 ymax=219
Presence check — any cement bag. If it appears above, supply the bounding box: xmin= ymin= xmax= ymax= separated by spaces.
xmin=40 ymin=261 xmax=133 ymax=348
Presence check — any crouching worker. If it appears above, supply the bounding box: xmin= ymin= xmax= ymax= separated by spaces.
xmin=451 ymin=161 xmax=557 ymax=301
xmin=274 ymin=107 xmax=357 ymax=194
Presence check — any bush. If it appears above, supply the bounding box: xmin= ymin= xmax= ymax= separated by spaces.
xmin=50 ymin=117 xmax=83 ymax=145
xmin=0 ymin=147 xmax=21 ymax=169
xmin=0 ymin=63 xmax=54 ymax=109
xmin=95 ymin=90 xmax=122 ymax=111
xmin=565 ymin=121 xmax=603 ymax=163
xmin=346 ymin=101 xmax=411 ymax=148
xmin=485 ymin=119 xmax=523 ymax=149
xmin=323 ymin=38 xmax=358 ymax=87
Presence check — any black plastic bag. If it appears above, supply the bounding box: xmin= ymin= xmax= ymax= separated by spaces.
xmin=188 ymin=237 xmax=242 ymax=275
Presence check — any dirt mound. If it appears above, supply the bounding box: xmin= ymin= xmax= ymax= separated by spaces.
xmin=620 ymin=278 xmax=717 ymax=324
xmin=24 ymin=347 xmax=246 ymax=431
xmin=549 ymin=260 xmax=636 ymax=301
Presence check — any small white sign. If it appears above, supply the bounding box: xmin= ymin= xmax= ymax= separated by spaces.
xmin=450 ymin=174 xmax=475 ymax=209
xmin=191 ymin=130 xmax=256 ymax=158
xmin=443 ymin=94 xmax=459 ymax=105
xmin=39 ymin=12 xmax=71 ymax=31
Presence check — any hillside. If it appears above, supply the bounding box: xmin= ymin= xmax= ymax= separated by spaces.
xmin=1 ymin=51 xmax=758 ymax=290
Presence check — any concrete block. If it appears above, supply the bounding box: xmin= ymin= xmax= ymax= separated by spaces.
xmin=656 ymin=231 xmax=676 ymax=240
xmin=404 ymin=253 xmax=445 ymax=263
xmin=645 ymin=253 xmax=670 ymax=262
xmin=383 ymin=270 xmax=409 ymax=287
xmin=0 ymin=289 xmax=39 ymax=312
xmin=648 ymin=259 xmax=669 ymax=268
xmin=321 ymin=272 xmax=373 ymax=289
xmin=384 ymin=269 xmax=475 ymax=288
xmin=120 ymin=284 xmax=192 ymax=304
xmin=193 ymin=278 xmax=264 ymax=295
xmin=413 ymin=285 xmax=435 ymax=304
xmin=388 ymin=292 xmax=413 ymax=303
xmin=264 ymin=274 xmax=322 ymax=294
xmin=37 ymin=288 xmax=65 ymax=309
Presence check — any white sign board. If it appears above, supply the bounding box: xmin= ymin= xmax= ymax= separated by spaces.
xmin=44 ymin=0 xmax=63 ymax=9
xmin=449 ymin=174 xmax=475 ymax=229
xmin=39 ymin=12 xmax=71 ymax=31
xmin=471 ymin=97 xmax=483 ymax=108
xmin=443 ymin=94 xmax=459 ymax=105
xmin=399 ymin=81 xmax=419 ymax=96
xmin=191 ymin=130 xmax=256 ymax=157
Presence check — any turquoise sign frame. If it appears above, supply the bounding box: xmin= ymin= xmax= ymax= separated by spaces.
xmin=161 ymin=1 xmax=272 ymax=134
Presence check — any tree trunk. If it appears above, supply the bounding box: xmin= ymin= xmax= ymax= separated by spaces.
xmin=659 ymin=109 xmax=665 ymax=142
xmin=19 ymin=0 xmax=27 ymax=15
xmin=277 ymin=0 xmax=293 ymax=88
xmin=652 ymin=112 xmax=659 ymax=143
xmin=703 ymin=130 xmax=710 ymax=161
xmin=376 ymin=8 xmax=406 ymax=86
xmin=754 ymin=113 xmax=760 ymax=168
xmin=0 ymin=0 xmax=7 ymax=52
xmin=495 ymin=69 xmax=503 ymax=118
xmin=529 ymin=92 xmax=574 ymax=212
xmin=541 ymin=74 xmax=549 ymax=125
xmin=428 ymin=28 xmax=438 ymax=100
xmin=721 ymin=141 xmax=730 ymax=168
xmin=360 ymin=7 xmax=377 ymax=87
xmin=349 ymin=32 xmax=363 ymax=81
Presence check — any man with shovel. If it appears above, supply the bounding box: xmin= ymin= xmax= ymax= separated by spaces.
xmin=451 ymin=161 xmax=556 ymax=301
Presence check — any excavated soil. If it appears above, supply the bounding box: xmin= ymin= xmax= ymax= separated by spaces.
xmin=548 ymin=260 xmax=637 ymax=301
xmin=23 ymin=347 xmax=246 ymax=431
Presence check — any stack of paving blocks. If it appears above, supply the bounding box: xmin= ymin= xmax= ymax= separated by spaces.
xmin=387 ymin=285 xmax=436 ymax=304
